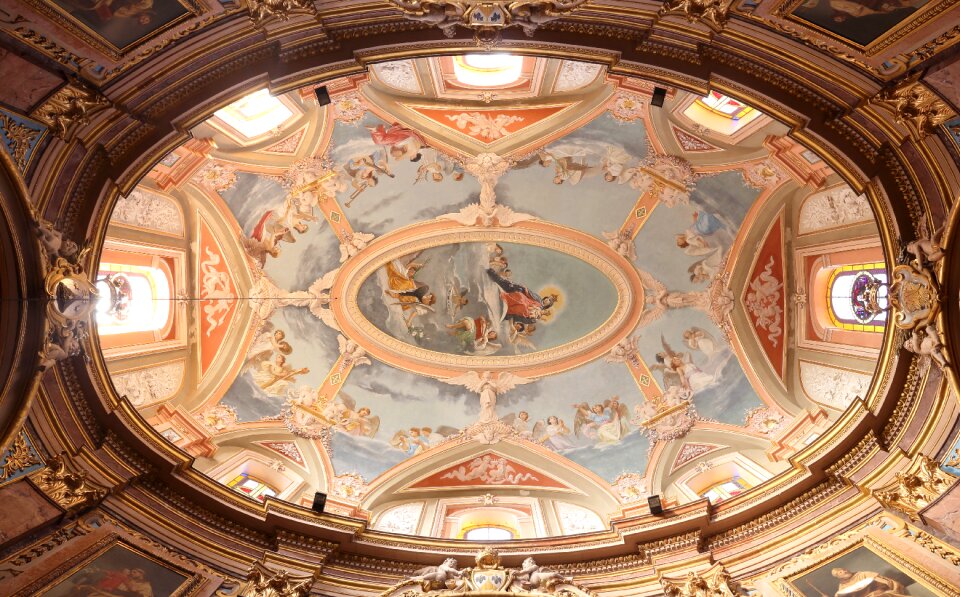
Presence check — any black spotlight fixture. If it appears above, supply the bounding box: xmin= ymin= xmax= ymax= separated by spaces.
xmin=651 ymin=87 xmax=667 ymax=108
xmin=312 ymin=491 xmax=327 ymax=513
xmin=648 ymin=494 xmax=663 ymax=515
xmin=315 ymin=86 xmax=331 ymax=106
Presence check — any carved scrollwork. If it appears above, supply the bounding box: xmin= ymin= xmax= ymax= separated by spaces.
xmin=873 ymin=77 xmax=955 ymax=138
xmin=31 ymin=82 xmax=109 ymax=140
xmin=889 ymin=263 xmax=939 ymax=330
xmin=660 ymin=564 xmax=740 ymax=597
xmin=381 ymin=547 xmax=593 ymax=595
xmin=872 ymin=454 xmax=956 ymax=522
xmin=658 ymin=0 xmax=732 ymax=33
xmin=234 ymin=561 xmax=316 ymax=597
xmin=0 ymin=430 xmax=42 ymax=480
xmin=37 ymin=231 xmax=97 ymax=370
xmin=244 ymin=0 xmax=318 ymax=28
xmin=30 ymin=452 xmax=105 ymax=513
xmin=387 ymin=1 xmax=588 ymax=45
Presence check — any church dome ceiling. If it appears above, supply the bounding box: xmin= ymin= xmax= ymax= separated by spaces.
xmin=92 ymin=55 xmax=889 ymax=540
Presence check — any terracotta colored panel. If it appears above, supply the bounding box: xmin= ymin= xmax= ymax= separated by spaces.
xmin=198 ymin=216 xmax=238 ymax=378
xmin=745 ymin=216 xmax=786 ymax=378
xmin=408 ymin=105 xmax=568 ymax=144
xmin=409 ymin=452 xmax=569 ymax=490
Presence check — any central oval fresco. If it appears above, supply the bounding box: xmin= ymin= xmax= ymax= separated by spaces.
xmin=357 ymin=241 xmax=619 ymax=356
xmin=331 ymin=222 xmax=645 ymax=376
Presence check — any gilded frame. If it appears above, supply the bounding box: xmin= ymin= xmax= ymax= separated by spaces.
xmin=765 ymin=523 xmax=959 ymax=597
xmin=24 ymin=0 xmax=202 ymax=59
xmin=28 ymin=537 xmax=196 ymax=597
xmin=776 ymin=0 xmax=956 ymax=55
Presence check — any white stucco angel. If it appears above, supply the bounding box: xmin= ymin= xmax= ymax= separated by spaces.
xmin=439 ymin=152 xmax=537 ymax=227
xmin=35 ymin=218 xmax=79 ymax=262
xmin=337 ymin=334 xmax=371 ymax=369
xmin=603 ymin=229 xmax=637 ymax=261
xmin=38 ymin=320 xmax=87 ymax=371
xmin=906 ymin=232 xmax=944 ymax=267
xmin=441 ymin=371 xmax=532 ymax=425
xmin=515 ymin=557 xmax=569 ymax=591
xmin=605 ymin=335 xmax=641 ymax=366
xmin=339 ymin=230 xmax=375 ymax=262
xmin=903 ymin=324 xmax=949 ymax=370
xmin=409 ymin=558 xmax=463 ymax=591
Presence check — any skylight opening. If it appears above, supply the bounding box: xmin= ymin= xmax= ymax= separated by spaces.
xmin=214 ymin=89 xmax=294 ymax=139
xmin=453 ymin=54 xmax=524 ymax=87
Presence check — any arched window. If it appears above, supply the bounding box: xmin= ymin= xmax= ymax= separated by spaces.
xmin=227 ymin=472 xmax=278 ymax=503
xmin=464 ymin=526 xmax=514 ymax=541
xmin=827 ymin=263 xmax=888 ymax=332
xmin=95 ymin=264 xmax=172 ymax=335
xmin=700 ymin=477 xmax=748 ymax=504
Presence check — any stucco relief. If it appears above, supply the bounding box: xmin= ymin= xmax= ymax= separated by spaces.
xmin=745 ymin=256 xmax=783 ymax=348
xmin=798 ymin=186 xmax=871 ymax=234
xmin=111 ymin=188 xmax=184 ymax=236
xmin=554 ymin=60 xmax=602 ymax=92
xmin=799 ymin=362 xmax=872 ymax=410
xmin=372 ymin=60 xmax=421 ymax=94
xmin=111 ymin=361 xmax=185 ymax=407
xmin=556 ymin=502 xmax=604 ymax=534
xmin=445 ymin=112 xmax=524 ymax=141
xmin=374 ymin=501 xmax=424 ymax=534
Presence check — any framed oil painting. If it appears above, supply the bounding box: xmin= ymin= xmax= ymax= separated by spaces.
xmin=27 ymin=0 xmax=197 ymax=55
xmin=784 ymin=0 xmax=938 ymax=49
xmin=40 ymin=541 xmax=190 ymax=596
xmin=785 ymin=544 xmax=939 ymax=597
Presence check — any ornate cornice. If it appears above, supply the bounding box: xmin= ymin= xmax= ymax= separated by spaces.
xmin=4 ymin=6 xmax=957 ymax=585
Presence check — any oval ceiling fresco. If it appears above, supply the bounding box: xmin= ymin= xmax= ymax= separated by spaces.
xmin=94 ymin=54 xmax=886 ymax=537
xmin=356 ymin=241 xmax=618 ymax=357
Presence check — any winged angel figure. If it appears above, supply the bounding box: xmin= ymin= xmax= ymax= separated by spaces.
xmin=438 ymin=152 xmax=537 ymax=227
xmin=337 ymin=334 xmax=371 ymax=369
xmin=438 ymin=371 xmax=534 ymax=444
xmin=442 ymin=371 xmax=532 ymax=425
xmin=247 ymin=268 xmax=341 ymax=332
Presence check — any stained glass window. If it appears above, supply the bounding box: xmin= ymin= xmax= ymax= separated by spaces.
xmin=696 ymin=91 xmax=755 ymax=120
xmin=95 ymin=264 xmax=171 ymax=335
xmin=827 ymin=263 xmax=888 ymax=332
xmin=227 ymin=473 xmax=278 ymax=503
xmin=701 ymin=477 xmax=748 ymax=504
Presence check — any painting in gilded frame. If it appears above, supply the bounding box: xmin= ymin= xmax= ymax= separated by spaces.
xmin=40 ymin=542 xmax=190 ymax=596
xmin=28 ymin=0 xmax=196 ymax=55
xmin=940 ymin=427 xmax=960 ymax=477
xmin=944 ymin=118 xmax=960 ymax=155
xmin=785 ymin=544 xmax=938 ymax=597
xmin=783 ymin=0 xmax=937 ymax=49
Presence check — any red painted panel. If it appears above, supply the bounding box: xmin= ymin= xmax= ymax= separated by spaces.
xmin=409 ymin=452 xmax=569 ymax=490
xmin=198 ymin=216 xmax=238 ymax=378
